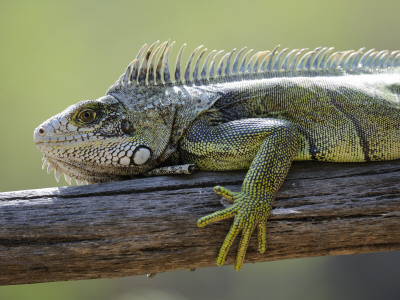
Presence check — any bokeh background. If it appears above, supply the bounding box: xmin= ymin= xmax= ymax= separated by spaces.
xmin=1 ymin=0 xmax=400 ymax=299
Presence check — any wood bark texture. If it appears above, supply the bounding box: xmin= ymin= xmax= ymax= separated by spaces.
xmin=1 ymin=161 xmax=400 ymax=285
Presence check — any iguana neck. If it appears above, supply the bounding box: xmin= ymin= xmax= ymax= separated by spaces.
xmin=109 ymin=83 xmax=221 ymax=164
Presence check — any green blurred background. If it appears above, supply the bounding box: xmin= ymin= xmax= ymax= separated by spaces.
xmin=1 ymin=0 xmax=400 ymax=299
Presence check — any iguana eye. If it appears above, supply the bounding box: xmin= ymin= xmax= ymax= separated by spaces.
xmin=77 ymin=109 xmax=96 ymax=123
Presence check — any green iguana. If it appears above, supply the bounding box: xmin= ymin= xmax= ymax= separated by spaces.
xmin=33 ymin=41 xmax=400 ymax=271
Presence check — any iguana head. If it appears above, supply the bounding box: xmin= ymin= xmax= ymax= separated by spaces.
xmin=34 ymin=41 xmax=181 ymax=184
xmin=33 ymin=91 xmax=177 ymax=183
xmin=34 ymin=41 xmax=220 ymax=184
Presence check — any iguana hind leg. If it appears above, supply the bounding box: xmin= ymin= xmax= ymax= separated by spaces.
xmin=183 ymin=118 xmax=299 ymax=270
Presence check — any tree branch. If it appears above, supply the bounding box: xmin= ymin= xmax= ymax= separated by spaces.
xmin=1 ymin=161 xmax=400 ymax=285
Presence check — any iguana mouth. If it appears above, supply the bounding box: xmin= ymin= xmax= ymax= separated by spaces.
xmin=41 ymin=156 xmax=128 ymax=185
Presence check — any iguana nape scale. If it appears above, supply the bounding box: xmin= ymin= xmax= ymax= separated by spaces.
xmin=34 ymin=41 xmax=400 ymax=270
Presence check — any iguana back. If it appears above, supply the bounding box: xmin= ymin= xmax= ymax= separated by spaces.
xmin=197 ymin=71 xmax=400 ymax=163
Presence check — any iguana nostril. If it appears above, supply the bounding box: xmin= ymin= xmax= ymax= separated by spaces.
xmin=34 ymin=126 xmax=47 ymax=143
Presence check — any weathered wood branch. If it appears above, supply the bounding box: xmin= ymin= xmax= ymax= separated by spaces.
xmin=1 ymin=161 xmax=400 ymax=285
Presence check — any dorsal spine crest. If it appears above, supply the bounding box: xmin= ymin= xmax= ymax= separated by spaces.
xmin=109 ymin=41 xmax=400 ymax=93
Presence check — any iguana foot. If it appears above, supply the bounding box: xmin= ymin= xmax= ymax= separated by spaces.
xmin=197 ymin=185 xmax=272 ymax=271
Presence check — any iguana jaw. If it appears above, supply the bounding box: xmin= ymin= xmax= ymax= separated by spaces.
xmin=35 ymin=133 xmax=153 ymax=184
xmin=41 ymin=156 xmax=131 ymax=184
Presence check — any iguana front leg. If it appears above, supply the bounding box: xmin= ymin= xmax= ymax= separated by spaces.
xmin=181 ymin=118 xmax=299 ymax=270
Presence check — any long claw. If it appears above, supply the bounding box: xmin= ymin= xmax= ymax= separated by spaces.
xmin=198 ymin=185 xmax=273 ymax=270
xmin=216 ymin=221 xmax=241 ymax=266
xmin=257 ymin=223 xmax=266 ymax=253
xmin=197 ymin=205 xmax=236 ymax=227
xmin=235 ymin=228 xmax=253 ymax=271
xmin=213 ymin=185 xmax=235 ymax=203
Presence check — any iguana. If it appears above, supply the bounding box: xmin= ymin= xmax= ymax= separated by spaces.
xmin=33 ymin=41 xmax=400 ymax=271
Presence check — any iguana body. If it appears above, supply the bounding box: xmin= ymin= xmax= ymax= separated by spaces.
xmin=34 ymin=41 xmax=400 ymax=270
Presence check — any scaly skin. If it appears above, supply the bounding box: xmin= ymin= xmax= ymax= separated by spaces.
xmin=192 ymin=119 xmax=298 ymax=269
xmin=34 ymin=41 xmax=400 ymax=270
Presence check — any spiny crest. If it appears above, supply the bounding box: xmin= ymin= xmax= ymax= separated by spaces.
xmin=111 ymin=41 xmax=400 ymax=89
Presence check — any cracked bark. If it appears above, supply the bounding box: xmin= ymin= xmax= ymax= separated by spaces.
xmin=0 ymin=161 xmax=399 ymax=285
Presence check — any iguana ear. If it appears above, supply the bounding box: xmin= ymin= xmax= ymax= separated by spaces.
xmin=120 ymin=103 xmax=177 ymax=164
